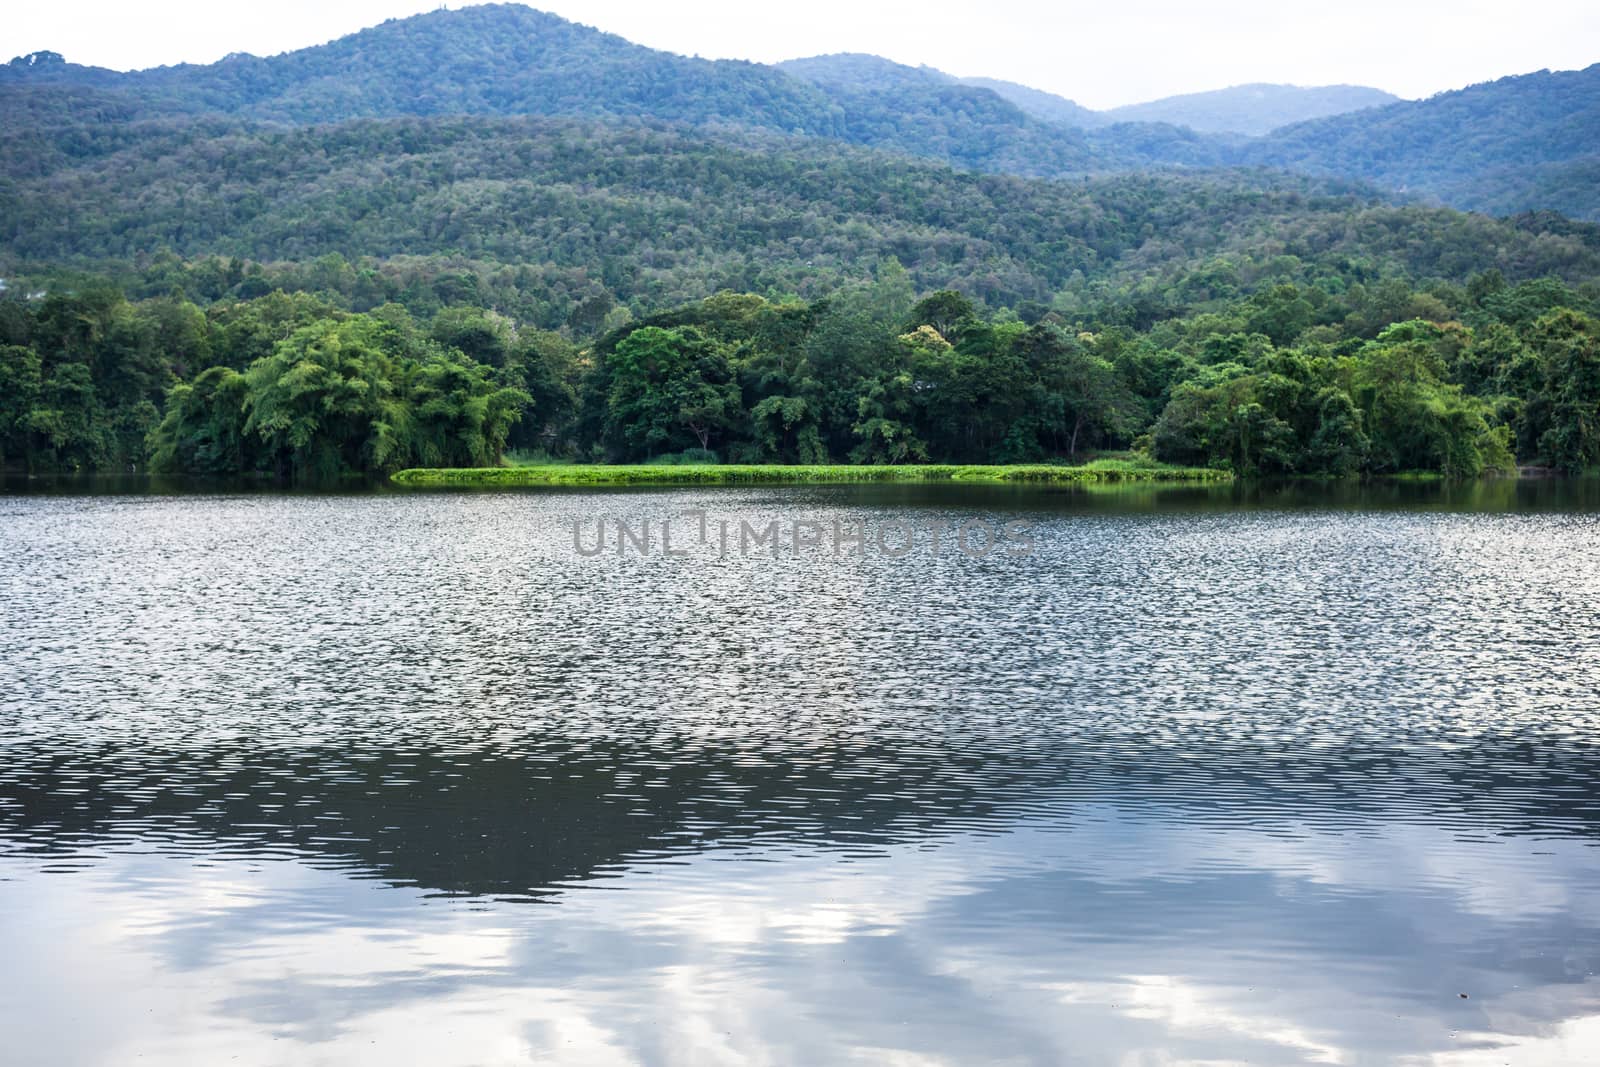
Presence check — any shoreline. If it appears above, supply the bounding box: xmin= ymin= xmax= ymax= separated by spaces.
xmin=389 ymin=463 xmax=1235 ymax=488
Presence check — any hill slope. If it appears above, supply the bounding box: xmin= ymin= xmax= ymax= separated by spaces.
xmin=4 ymin=113 xmax=1597 ymax=331
xmin=954 ymin=76 xmax=1102 ymax=128
xmin=1246 ymin=65 xmax=1600 ymax=219
xmin=775 ymin=53 xmax=945 ymax=93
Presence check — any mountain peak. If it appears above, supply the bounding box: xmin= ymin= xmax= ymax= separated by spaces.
xmin=8 ymin=51 xmax=67 ymax=69
xmin=776 ymin=53 xmax=948 ymax=92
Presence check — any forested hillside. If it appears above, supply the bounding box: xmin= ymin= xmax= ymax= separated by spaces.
xmin=0 ymin=7 xmax=835 ymax=129
xmin=1245 ymin=65 xmax=1600 ymax=218
xmin=5 ymin=5 xmax=1595 ymax=216
xmin=8 ymin=113 xmax=1600 ymax=328
xmin=775 ymin=58 xmax=1399 ymax=138
xmin=1 ymin=6 xmax=1103 ymax=180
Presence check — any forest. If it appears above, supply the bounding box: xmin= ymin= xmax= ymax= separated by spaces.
xmin=2 ymin=259 xmax=1596 ymax=479
xmin=6 ymin=111 xmax=1600 ymax=326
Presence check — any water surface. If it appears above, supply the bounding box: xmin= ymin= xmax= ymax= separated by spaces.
xmin=2 ymin=482 xmax=1599 ymax=1064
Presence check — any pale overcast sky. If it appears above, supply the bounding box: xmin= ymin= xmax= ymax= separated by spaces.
xmin=6 ymin=1 xmax=1598 ymax=110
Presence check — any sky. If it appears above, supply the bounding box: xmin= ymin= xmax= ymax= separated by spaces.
xmin=6 ymin=1 xmax=1598 ymax=110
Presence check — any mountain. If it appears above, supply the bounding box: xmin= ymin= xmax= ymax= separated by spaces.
xmin=770 ymin=53 xmax=1108 ymax=175
xmin=1 ymin=8 xmax=840 ymax=129
xmin=774 ymin=55 xmax=1103 ymax=130
xmin=3 ymin=4 xmax=1598 ymax=221
xmin=2 ymin=9 xmax=1103 ymax=179
xmin=5 ymin=13 xmax=1600 ymax=479
xmin=1246 ymin=64 xmax=1600 ymax=219
xmin=1103 ymin=83 xmax=1400 ymax=135
xmin=770 ymin=54 xmax=1235 ymax=171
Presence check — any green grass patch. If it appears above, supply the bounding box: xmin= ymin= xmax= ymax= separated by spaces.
xmin=391 ymin=463 xmax=1233 ymax=487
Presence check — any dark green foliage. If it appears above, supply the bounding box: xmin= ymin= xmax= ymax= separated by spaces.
xmin=146 ymin=366 xmax=249 ymax=474
xmin=1342 ymin=322 xmax=1513 ymax=478
xmin=0 ymin=345 xmax=44 ymax=468
xmin=138 ymin=309 xmax=531 ymax=478
xmin=604 ymin=326 xmax=738 ymax=459
xmin=1523 ymin=309 xmax=1600 ymax=473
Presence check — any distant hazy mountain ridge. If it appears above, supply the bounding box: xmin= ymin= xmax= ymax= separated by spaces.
xmin=1102 ymin=83 xmax=1401 ymax=135
xmin=776 ymin=53 xmax=1398 ymax=136
xmin=1240 ymin=64 xmax=1600 ymax=220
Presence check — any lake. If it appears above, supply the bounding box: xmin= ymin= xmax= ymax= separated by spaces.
xmin=2 ymin=479 xmax=1599 ymax=1065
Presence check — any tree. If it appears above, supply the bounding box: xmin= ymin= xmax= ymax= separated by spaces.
xmin=1347 ymin=321 xmax=1511 ymax=476
xmin=908 ymin=290 xmax=979 ymax=340
xmin=1529 ymin=308 xmax=1600 ymax=473
xmin=147 ymin=366 xmax=252 ymax=474
xmin=1151 ymin=374 xmax=1262 ymax=472
xmin=0 ymin=346 xmax=43 ymax=470
xmin=850 ymin=371 xmax=928 ymax=464
xmin=242 ymin=316 xmax=408 ymax=478
xmin=1018 ymin=325 xmax=1138 ymax=458
xmin=751 ymin=396 xmax=826 ymax=463
xmin=430 ymin=306 xmax=515 ymax=367
xmin=1305 ymin=388 xmax=1369 ymax=475
xmin=605 ymin=326 xmax=739 ymax=459
xmin=505 ymin=330 xmax=580 ymax=454
xmin=29 ymin=363 xmax=105 ymax=470
xmin=407 ymin=356 xmax=531 ymax=468
xmin=1245 ymin=284 xmax=1317 ymax=346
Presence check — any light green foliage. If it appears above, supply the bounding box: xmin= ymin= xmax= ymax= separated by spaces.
xmin=242 ymin=317 xmax=406 ymax=478
xmin=147 ymin=313 xmax=529 ymax=477
xmin=391 ymin=463 xmax=1232 ymax=487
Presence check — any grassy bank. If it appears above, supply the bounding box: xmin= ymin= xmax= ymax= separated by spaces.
xmin=390 ymin=461 xmax=1233 ymax=487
